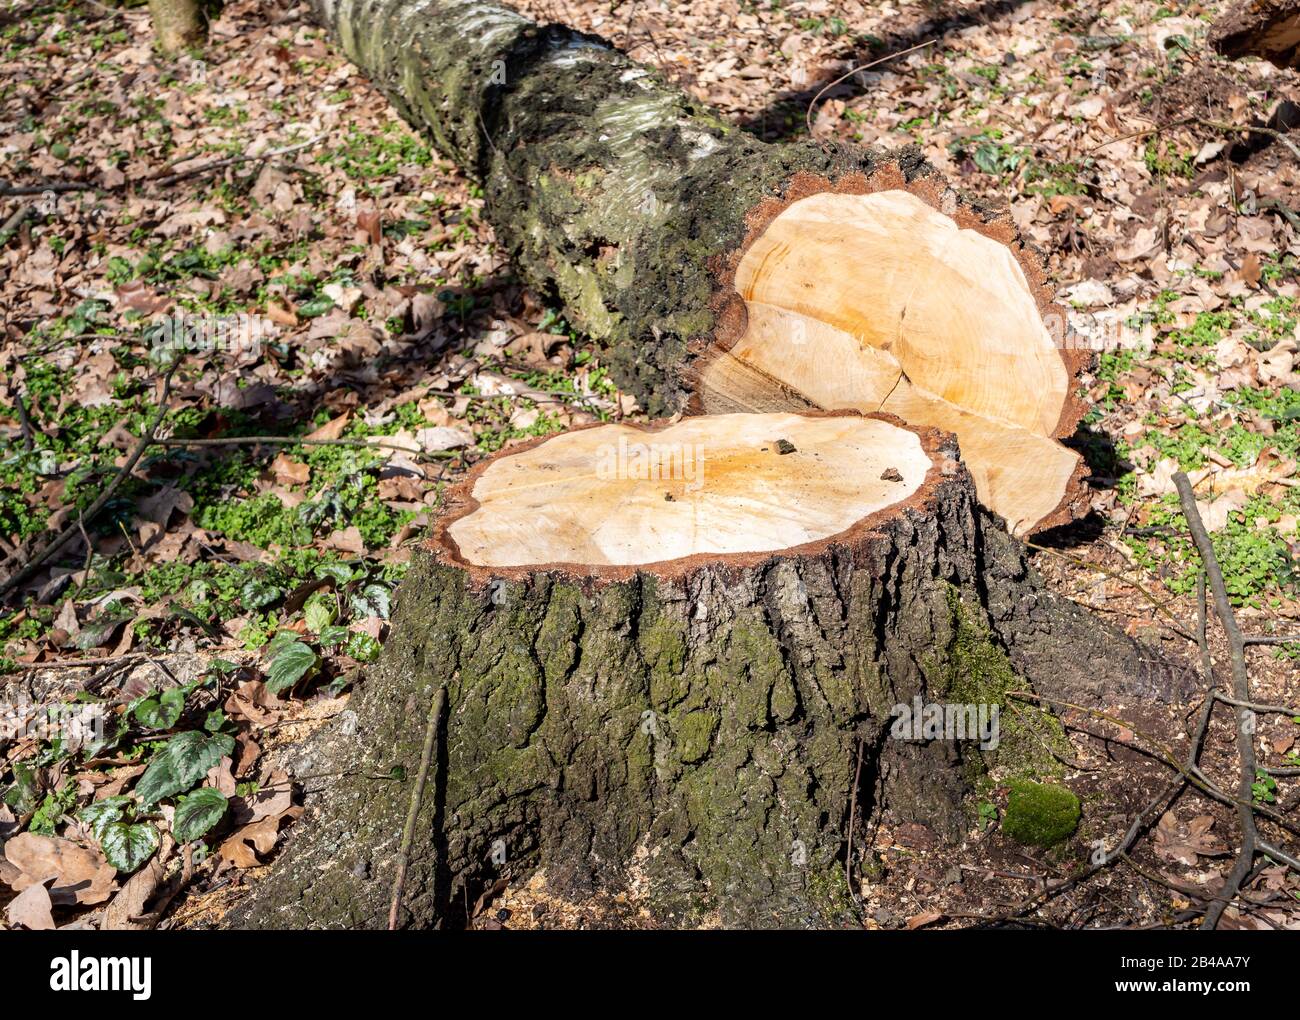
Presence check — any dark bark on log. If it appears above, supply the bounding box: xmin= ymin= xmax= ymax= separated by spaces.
xmin=305 ymin=0 xmax=1083 ymax=436
xmin=229 ymin=421 xmax=1192 ymax=929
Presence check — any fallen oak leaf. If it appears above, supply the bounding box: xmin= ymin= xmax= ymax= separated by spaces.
xmin=270 ymin=453 xmax=310 ymax=486
xmin=231 ymin=768 xmax=293 ymax=825
xmin=224 ymin=679 xmax=284 ymax=727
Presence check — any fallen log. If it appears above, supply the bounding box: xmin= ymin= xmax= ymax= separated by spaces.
xmin=307 ymin=0 xmax=1087 ymax=536
xmin=231 ymin=412 xmax=1189 ymax=929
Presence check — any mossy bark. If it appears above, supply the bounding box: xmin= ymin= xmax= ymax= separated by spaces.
xmin=308 ymin=0 xmax=1020 ymax=417
xmin=230 ymin=448 xmax=1189 ymax=930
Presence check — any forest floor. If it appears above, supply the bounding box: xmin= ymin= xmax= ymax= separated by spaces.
xmin=0 ymin=0 xmax=1298 ymax=930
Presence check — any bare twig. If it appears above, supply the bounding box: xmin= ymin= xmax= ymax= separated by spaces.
xmin=1194 ymin=118 xmax=1300 ymax=162
xmin=0 ymin=180 xmax=95 ymax=197
xmin=1025 ymin=540 xmax=1195 ymax=643
xmin=805 ymin=39 xmax=935 ymax=137
xmin=1196 ymin=569 xmax=1213 ymax=681
xmin=146 ymin=134 xmax=325 ymax=188
xmin=0 ymin=202 xmax=34 ymax=243
xmin=1242 ymin=634 xmax=1300 ymax=646
xmin=0 ymin=135 xmax=325 ymax=197
xmin=1212 ymin=692 xmax=1300 ymax=717
xmin=388 ymin=684 xmax=448 ymax=930
xmin=153 ymin=435 xmax=463 ymax=462
xmin=1173 ymin=471 xmax=1260 ymax=930
xmin=12 ymin=390 xmax=36 ymax=451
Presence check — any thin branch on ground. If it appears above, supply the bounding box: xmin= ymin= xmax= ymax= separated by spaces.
xmin=145 ymin=134 xmax=326 ymax=188
xmin=1025 ymin=539 xmax=1196 ymax=642
xmin=152 ymin=435 xmax=464 ymax=462
xmin=388 ymin=683 xmax=448 ymax=930
xmin=805 ymin=39 xmax=935 ymax=137
xmin=0 ymin=135 xmax=325 ymax=197
xmin=1173 ymin=470 xmax=1263 ymax=929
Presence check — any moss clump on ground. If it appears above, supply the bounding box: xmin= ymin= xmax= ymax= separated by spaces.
xmin=1002 ymin=780 xmax=1080 ymax=847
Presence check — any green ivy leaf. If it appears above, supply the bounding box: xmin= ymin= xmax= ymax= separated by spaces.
xmin=101 ymin=820 xmax=159 ymax=873
xmin=133 ymin=687 xmax=186 ymax=730
xmin=241 ymin=578 xmax=282 ymax=610
xmin=317 ymin=624 xmax=350 ymax=648
xmin=3 ymin=762 xmax=39 ymax=814
xmin=303 ymin=594 xmax=335 ymax=635
xmin=344 ymin=631 xmax=381 ymax=663
xmin=315 ymin=562 xmax=360 ymax=585
xmin=135 ymin=730 xmax=236 ymax=806
xmin=173 ymin=788 xmax=228 ymax=843
xmin=348 ymin=583 xmax=391 ymax=620
xmin=266 ymin=639 xmax=318 ymax=693
xmin=77 ymin=796 xmax=133 ymax=842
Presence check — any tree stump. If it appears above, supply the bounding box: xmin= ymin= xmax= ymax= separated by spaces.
xmin=231 ymin=413 xmax=1190 ymax=929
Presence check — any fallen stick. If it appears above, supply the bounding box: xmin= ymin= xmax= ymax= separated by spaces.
xmin=388 ymin=684 xmax=447 ymax=931
xmin=1173 ymin=471 xmax=1263 ymax=929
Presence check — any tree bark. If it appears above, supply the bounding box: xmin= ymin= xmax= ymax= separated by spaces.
xmin=229 ymin=415 xmax=1192 ymax=930
xmin=147 ymin=0 xmax=208 ymax=54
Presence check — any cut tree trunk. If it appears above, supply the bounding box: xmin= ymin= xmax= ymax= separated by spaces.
xmin=230 ymin=412 xmax=1191 ymax=929
xmin=306 ymin=0 xmax=1088 ymax=536
xmin=1211 ymin=0 xmax=1300 ymax=67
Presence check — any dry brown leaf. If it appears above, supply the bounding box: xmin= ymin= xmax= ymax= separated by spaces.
xmin=3 ymin=833 xmax=116 ymax=906
xmin=307 ymin=411 xmax=351 ymax=441
xmin=7 ymin=880 xmax=56 ymax=930
xmin=233 ymin=768 xmax=293 ymax=825
xmin=324 ymin=525 xmax=366 ymax=554
xmin=224 ymin=679 xmax=284 ymax=726
xmin=271 ymin=453 xmax=310 ymax=486
xmin=102 ymin=856 xmax=166 ymax=931
xmin=218 ymin=835 xmax=260 ymax=870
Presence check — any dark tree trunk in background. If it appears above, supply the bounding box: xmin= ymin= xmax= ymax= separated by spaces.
xmin=148 ymin=0 xmax=208 ymax=54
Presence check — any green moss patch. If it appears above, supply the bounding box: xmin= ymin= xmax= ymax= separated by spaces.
xmin=1002 ymin=780 xmax=1080 ymax=847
